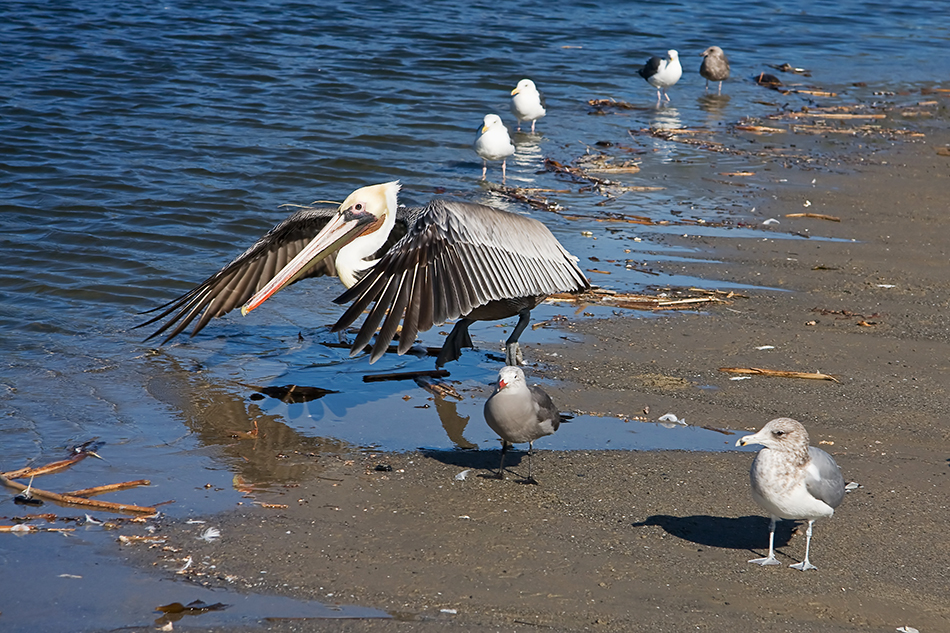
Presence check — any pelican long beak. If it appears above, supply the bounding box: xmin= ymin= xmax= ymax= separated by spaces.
xmin=241 ymin=205 xmax=377 ymax=316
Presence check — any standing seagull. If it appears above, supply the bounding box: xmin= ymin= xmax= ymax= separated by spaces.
xmin=637 ymin=49 xmax=682 ymax=104
xmin=474 ymin=114 xmax=516 ymax=182
xmin=138 ymin=182 xmax=590 ymax=368
xmin=484 ymin=366 xmax=561 ymax=483
xmin=736 ymin=418 xmax=846 ymax=571
xmin=699 ymin=46 xmax=730 ymax=94
xmin=510 ymin=78 xmax=546 ymax=133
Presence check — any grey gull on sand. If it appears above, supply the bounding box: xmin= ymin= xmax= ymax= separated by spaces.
xmin=474 ymin=114 xmax=515 ymax=181
xmin=737 ymin=417 xmax=845 ymax=571
xmin=510 ymin=78 xmax=546 ymax=133
xmin=484 ymin=366 xmax=561 ymax=483
xmin=700 ymin=46 xmax=730 ymax=94
xmin=638 ymin=49 xmax=682 ymax=104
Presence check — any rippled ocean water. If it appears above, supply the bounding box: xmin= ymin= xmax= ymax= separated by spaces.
xmin=1 ymin=1 xmax=947 ymax=629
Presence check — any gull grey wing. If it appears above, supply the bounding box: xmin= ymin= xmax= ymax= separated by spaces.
xmin=136 ymin=205 xmax=340 ymax=343
xmin=331 ymin=198 xmax=590 ymax=361
xmin=805 ymin=446 xmax=846 ymax=509
xmin=529 ymin=384 xmax=560 ymax=432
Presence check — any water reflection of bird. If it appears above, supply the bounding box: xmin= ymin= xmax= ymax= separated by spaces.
xmin=139 ymin=182 xmax=589 ymax=367
xmin=510 ymin=78 xmax=546 ymax=133
xmin=484 ymin=366 xmax=561 ymax=483
xmin=638 ymin=49 xmax=682 ymax=104
xmin=700 ymin=46 xmax=730 ymax=94
xmin=474 ymin=114 xmax=515 ymax=181
xmin=736 ymin=418 xmax=846 ymax=571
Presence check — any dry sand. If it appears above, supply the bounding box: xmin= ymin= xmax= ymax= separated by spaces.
xmin=125 ymin=119 xmax=950 ymax=632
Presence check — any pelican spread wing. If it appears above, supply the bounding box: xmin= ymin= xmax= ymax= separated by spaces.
xmin=136 ymin=204 xmax=409 ymax=343
xmin=331 ymin=198 xmax=589 ymax=363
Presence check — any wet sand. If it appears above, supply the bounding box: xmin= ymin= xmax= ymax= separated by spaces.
xmin=124 ymin=124 xmax=950 ymax=631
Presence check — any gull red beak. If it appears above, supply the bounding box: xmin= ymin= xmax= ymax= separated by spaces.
xmin=241 ymin=204 xmax=377 ymax=316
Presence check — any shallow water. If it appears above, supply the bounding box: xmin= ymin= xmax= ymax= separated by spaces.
xmin=1 ymin=1 xmax=947 ymax=630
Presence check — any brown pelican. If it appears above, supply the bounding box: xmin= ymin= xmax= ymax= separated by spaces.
xmin=138 ymin=181 xmax=590 ymax=367
xmin=736 ymin=418 xmax=846 ymax=571
xmin=484 ymin=365 xmax=561 ymax=483
xmin=700 ymin=46 xmax=730 ymax=94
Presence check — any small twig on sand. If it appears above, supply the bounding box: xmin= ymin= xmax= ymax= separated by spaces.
xmin=64 ymin=480 xmax=152 ymax=498
xmin=719 ymin=367 xmax=839 ymax=383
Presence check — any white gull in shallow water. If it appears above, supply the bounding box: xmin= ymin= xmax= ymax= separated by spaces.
xmin=484 ymin=366 xmax=561 ymax=483
xmin=637 ymin=49 xmax=681 ymax=104
xmin=473 ymin=114 xmax=515 ymax=181
xmin=510 ymin=78 xmax=546 ymax=133
xmin=736 ymin=417 xmax=845 ymax=571
xmin=700 ymin=46 xmax=730 ymax=94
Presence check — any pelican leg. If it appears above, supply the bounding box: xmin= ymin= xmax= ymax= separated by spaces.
xmin=496 ymin=441 xmax=510 ymax=479
xmin=749 ymin=516 xmax=781 ymax=566
xmin=790 ymin=520 xmax=818 ymax=571
xmin=436 ymin=318 xmax=474 ymax=368
xmin=504 ymin=308 xmax=532 ymax=366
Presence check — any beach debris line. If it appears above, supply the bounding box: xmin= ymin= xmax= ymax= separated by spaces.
xmin=547 ymin=287 xmax=742 ymax=312
xmin=719 ymin=367 xmax=839 ymax=383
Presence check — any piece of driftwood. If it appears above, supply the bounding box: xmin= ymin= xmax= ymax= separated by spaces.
xmin=785 ymin=212 xmax=841 ymax=222
xmin=414 ymin=377 xmax=462 ymax=400
xmin=734 ymin=124 xmax=786 ymax=134
xmin=363 ymin=369 xmax=450 ymax=383
xmin=64 ymin=480 xmax=151 ymax=498
xmin=0 ymin=474 xmax=157 ymax=515
xmin=719 ymin=367 xmax=839 ymax=383
xmin=547 ymin=288 xmax=734 ymax=311
xmin=2 ymin=453 xmax=89 ymax=480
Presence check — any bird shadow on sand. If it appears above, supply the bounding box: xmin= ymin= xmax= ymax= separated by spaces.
xmin=631 ymin=514 xmax=796 ymax=551
xmin=421 ymin=447 xmax=537 ymax=482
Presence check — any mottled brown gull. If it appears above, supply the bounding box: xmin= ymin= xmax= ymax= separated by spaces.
xmin=736 ymin=417 xmax=845 ymax=571
xmin=699 ymin=46 xmax=730 ymax=94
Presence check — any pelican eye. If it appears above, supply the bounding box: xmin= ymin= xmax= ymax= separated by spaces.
xmin=355 ymin=203 xmax=364 ymax=211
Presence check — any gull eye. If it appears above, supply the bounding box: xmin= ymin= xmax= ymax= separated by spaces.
xmin=773 ymin=430 xmax=785 ymax=437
